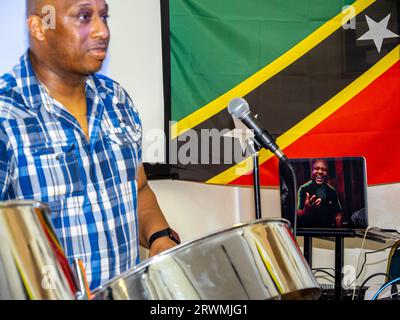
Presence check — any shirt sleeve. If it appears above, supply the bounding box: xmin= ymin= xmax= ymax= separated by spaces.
xmin=297 ymin=186 xmax=306 ymax=210
xmin=0 ymin=125 xmax=13 ymax=200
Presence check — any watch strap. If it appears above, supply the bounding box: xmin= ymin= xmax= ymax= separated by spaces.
xmin=148 ymin=228 xmax=181 ymax=247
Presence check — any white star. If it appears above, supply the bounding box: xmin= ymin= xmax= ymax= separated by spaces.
xmin=224 ymin=117 xmax=255 ymax=153
xmin=357 ymin=14 xmax=399 ymax=53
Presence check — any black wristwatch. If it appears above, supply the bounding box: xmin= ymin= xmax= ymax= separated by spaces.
xmin=148 ymin=228 xmax=181 ymax=247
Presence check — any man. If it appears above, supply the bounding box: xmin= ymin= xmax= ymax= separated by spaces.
xmin=0 ymin=0 xmax=179 ymax=290
xmin=297 ymin=159 xmax=343 ymax=228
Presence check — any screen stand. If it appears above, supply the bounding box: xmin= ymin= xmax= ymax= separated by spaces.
xmin=298 ymin=229 xmax=355 ymax=301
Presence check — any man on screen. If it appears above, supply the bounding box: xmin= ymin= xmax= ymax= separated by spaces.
xmin=297 ymin=159 xmax=343 ymax=228
xmin=0 ymin=0 xmax=179 ymax=290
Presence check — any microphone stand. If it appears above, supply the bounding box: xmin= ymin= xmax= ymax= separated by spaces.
xmin=246 ymin=138 xmax=298 ymax=236
xmin=246 ymin=138 xmax=262 ymax=220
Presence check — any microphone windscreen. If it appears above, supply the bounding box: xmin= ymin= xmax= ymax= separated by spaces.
xmin=227 ymin=97 xmax=250 ymax=119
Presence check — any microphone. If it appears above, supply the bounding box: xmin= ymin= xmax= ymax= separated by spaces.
xmin=228 ymin=97 xmax=288 ymax=162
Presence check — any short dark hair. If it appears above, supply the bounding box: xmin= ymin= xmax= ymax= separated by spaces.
xmin=312 ymin=159 xmax=328 ymax=169
xmin=26 ymin=0 xmax=34 ymax=17
xmin=26 ymin=0 xmax=45 ymax=18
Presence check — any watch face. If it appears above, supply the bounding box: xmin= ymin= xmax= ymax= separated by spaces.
xmin=169 ymin=229 xmax=181 ymax=244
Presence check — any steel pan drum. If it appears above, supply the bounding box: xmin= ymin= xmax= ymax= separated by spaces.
xmin=0 ymin=201 xmax=79 ymax=300
xmin=93 ymin=219 xmax=320 ymax=300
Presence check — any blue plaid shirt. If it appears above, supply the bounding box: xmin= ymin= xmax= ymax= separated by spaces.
xmin=0 ymin=51 xmax=142 ymax=290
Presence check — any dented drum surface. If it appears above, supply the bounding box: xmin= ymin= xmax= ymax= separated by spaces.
xmin=93 ymin=219 xmax=320 ymax=300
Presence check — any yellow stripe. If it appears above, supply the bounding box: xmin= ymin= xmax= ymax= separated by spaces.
xmin=255 ymin=242 xmax=284 ymax=293
xmin=207 ymin=45 xmax=400 ymax=185
xmin=14 ymin=257 xmax=36 ymax=300
xmin=171 ymin=0 xmax=375 ymax=140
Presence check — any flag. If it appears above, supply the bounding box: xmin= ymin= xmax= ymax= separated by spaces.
xmin=166 ymin=0 xmax=400 ymax=187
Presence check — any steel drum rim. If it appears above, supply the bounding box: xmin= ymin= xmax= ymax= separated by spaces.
xmin=93 ymin=217 xmax=293 ymax=295
xmin=0 ymin=200 xmax=51 ymax=212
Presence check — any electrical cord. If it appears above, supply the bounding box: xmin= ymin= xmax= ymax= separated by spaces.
xmin=371 ymin=277 xmax=400 ymax=300
xmin=312 ymin=268 xmax=335 ymax=279
xmin=309 ymin=228 xmax=395 ymax=300
xmin=307 ymin=227 xmax=395 ymax=300
xmin=351 ymin=240 xmax=396 ymax=300
xmin=313 ymin=267 xmax=336 ymax=272
xmin=287 ymin=162 xmax=298 ymax=237
xmin=351 ymin=227 xmax=395 ymax=300
xmin=352 ymin=226 xmax=372 ymax=300
xmin=279 ymin=159 xmax=298 ymax=237
xmin=355 ymin=243 xmax=396 ymax=280
xmin=356 ymin=272 xmax=391 ymax=300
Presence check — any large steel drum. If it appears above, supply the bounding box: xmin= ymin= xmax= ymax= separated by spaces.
xmin=93 ymin=219 xmax=320 ymax=300
xmin=0 ymin=201 xmax=84 ymax=300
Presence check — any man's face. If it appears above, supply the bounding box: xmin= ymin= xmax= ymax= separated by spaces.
xmin=312 ymin=160 xmax=328 ymax=185
xmin=41 ymin=0 xmax=110 ymax=75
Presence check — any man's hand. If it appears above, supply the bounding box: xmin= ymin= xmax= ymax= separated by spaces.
xmin=149 ymin=237 xmax=178 ymax=258
xmin=305 ymin=192 xmax=322 ymax=208
xmin=298 ymin=192 xmax=322 ymax=216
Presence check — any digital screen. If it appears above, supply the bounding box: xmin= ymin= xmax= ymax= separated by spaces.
xmin=280 ymin=157 xmax=368 ymax=230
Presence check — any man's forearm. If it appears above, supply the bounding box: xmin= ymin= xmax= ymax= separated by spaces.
xmin=137 ymin=182 xmax=170 ymax=249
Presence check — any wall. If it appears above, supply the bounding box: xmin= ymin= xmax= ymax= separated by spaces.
xmin=1 ymin=0 xmax=399 ymax=289
xmin=0 ymin=1 xmax=26 ymax=71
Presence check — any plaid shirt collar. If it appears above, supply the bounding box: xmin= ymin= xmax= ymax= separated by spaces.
xmin=9 ymin=50 xmax=113 ymax=114
xmin=7 ymin=50 xmax=121 ymax=148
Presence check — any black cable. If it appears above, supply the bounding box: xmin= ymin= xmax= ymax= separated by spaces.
xmin=287 ymin=162 xmax=298 ymax=237
xmin=313 ymin=267 xmax=336 ymax=272
xmin=312 ymin=269 xmax=335 ymax=279
xmin=279 ymin=160 xmax=298 ymax=236
xmin=379 ymin=229 xmax=400 ymax=236
xmin=356 ymin=243 xmax=396 ymax=280
xmin=356 ymin=272 xmax=392 ymax=300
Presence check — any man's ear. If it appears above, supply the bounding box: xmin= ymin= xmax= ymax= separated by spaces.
xmin=27 ymin=15 xmax=46 ymax=41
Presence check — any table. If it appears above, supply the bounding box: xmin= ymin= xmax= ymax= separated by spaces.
xmin=297 ymin=228 xmax=400 ymax=300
